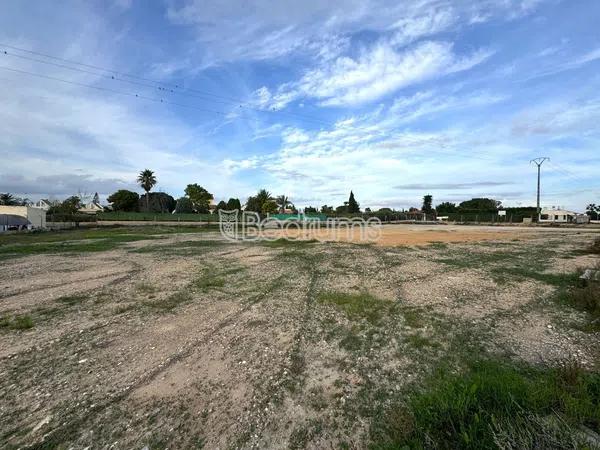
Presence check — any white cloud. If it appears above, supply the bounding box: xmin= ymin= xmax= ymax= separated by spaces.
xmin=389 ymin=7 xmax=457 ymax=47
xmin=390 ymin=89 xmax=506 ymax=122
xmin=164 ymin=0 xmax=535 ymax=68
xmin=267 ymin=40 xmax=493 ymax=107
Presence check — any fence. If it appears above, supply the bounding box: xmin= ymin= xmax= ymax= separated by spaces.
xmin=96 ymin=212 xmax=216 ymax=222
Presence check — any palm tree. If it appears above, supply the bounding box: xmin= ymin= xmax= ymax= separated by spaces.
xmin=137 ymin=169 xmax=157 ymax=211
xmin=276 ymin=195 xmax=291 ymax=213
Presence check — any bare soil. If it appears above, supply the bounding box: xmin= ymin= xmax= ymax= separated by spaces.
xmin=0 ymin=226 xmax=598 ymax=449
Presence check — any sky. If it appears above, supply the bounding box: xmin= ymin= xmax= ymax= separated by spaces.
xmin=0 ymin=0 xmax=599 ymax=211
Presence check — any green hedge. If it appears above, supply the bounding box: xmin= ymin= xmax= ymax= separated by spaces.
xmin=97 ymin=212 xmax=216 ymax=222
xmin=46 ymin=213 xmax=97 ymax=223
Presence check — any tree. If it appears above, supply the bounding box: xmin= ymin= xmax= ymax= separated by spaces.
xmin=137 ymin=169 xmax=157 ymax=211
xmin=139 ymin=192 xmax=175 ymax=213
xmin=458 ymin=198 xmax=501 ymax=212
xmin=336 ymin=203 xmax=349 ymax=214
xmin=422 ymin=194 xmax=434 ymax=215
xmin=214 ymin=200 xmax=228 ymax=213
xmin=107 ymin=190 xmax=139 ymax=211
xmin=226 ymin=198 xmax=241 ymax=210
xmin=0 ymin=193 xmax=28 ymax=206
xmin=245 ymin=189 xmax=274 ymax=213
xmin=586 ymin=203 xmax=599 ymax=220
xmin=436 ymin=202 xmax=457 ymax=214
xmin=320 ymin=205 xmax=334 ymax=214
xmin=174 ymin=197 xmax=194 ymax=214
xmin=347 ymin=191 xmax=360 ymax=213
xmin=262 ymin=200 xmax=278 ymax=214
xmin=304 ymin=206 xmax=318 ymax=214
xmin=0 ymin=193 xmax=16 ymax=205
xmin=184 ymin=184 xmax=213 ymax=213
xmin=48 ymin=196 xmax=81 ymax=215
xmin=276 ymin=195 xmax=292 ymax=213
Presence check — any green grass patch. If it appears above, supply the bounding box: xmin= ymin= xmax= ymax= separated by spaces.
xmin=0 ymin=314 xmax=34 ymax=330
xmin=0 ymin=226 xmax=218 ymax=259
xmin=491 ymin=266 xmax=580 ymax=287
xmin=262 ymin=238 xmax=318 ymax=248
xmin=371 ymin=359 xmax=600 ymax=449
xmin=318 ymin=291 xmax=390 ymax=325
xmin=405 ymin=333 xmax=440 ymax=350
xmin=145 ymin=291 xmax=192 ymax=312
xmin=55 ymin=294 xmax=88 ymax=305
xmin=132 ymin=239 xmax=226 ymax=254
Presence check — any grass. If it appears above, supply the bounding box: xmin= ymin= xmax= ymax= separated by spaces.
xmin=318 ymin=291 xmax=390 ymax=325
xmin=262 ymin=238 xmax=319 ymax=248
xmin=405 ymin=333 xmax=440 ymax=350
xmin=145 ymin=291 xmax=192 ymax=312
xmin=55 ymin=294 xmax=88 ymax=305
xmin=0 ymin=314 xmax=34 ymax=330
xmin=132 ymin=239 xmax=226 ymax=255
xmin=0 ymin=226 xmax=217 ymax=259
xmin=588 ymin=237 xmax=600 ymax=254
xmin=371 ymin=359 xmax=600 ymax=449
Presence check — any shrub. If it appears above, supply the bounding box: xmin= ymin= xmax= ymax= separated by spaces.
xmin=371 ymin=359 xmax=600 ymax=449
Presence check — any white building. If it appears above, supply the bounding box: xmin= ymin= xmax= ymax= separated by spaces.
xmin=539 ymin=208 xmax=578 ymax=223
xmin=0 ymin=205 xmax=46 ymax=231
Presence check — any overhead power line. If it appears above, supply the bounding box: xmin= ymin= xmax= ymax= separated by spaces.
xmin=0 ymin=65 xmax=229 ymax=116
xmin=0 ymin=43 xmax=334 ymax=127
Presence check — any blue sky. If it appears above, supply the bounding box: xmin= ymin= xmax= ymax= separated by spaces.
xmin=1 ymin=0 xmax=599 ymax=211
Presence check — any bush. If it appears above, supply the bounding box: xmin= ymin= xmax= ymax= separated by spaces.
xmin=371 ymin=359 xmax=600 ymax=449
xmin=46 ymin=213 xmax=97 ymax=223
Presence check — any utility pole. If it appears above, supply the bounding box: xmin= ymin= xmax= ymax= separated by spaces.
xmin=530 ymin=157 xmax=549 ymax=222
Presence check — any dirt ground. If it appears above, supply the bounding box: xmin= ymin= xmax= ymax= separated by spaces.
xmin=259 ymin=223 xmax=565 ymax=246
xmin=0 ymin=225 xmax=599 ymax=449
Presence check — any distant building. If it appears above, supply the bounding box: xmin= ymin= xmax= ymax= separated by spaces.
xmin=78 ymin=201 xmax=103 ymax=214
xmin=539 ymin=208 xmax=578 ymax=223
xmin=32 ymin=199 xmax=53 ymax=211
xmin=0 ymin=205 xmax=46 ymax=231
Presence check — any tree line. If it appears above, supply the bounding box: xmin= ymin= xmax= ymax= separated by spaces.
xmin=2 ymin=170 xmax=598 ymax=220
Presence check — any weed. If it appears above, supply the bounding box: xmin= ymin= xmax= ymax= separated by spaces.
xmin=263 ymin=238 xmax=318 ymax=248
xmin=401 ymin=307 xmax=427 ymax=328
xmin=194 ymin=274 xmax=225 ymax=291
xmin=405 ymin=333 xmax=440 ymax=349
xmin=318 ymin=291 xmax=389 ymax=325
xmin=0 ymin=315 xmax=34 ymax=330
xmin=55 ymin=294 xmax=88 ymax=305
xmin=146 ymin=291 xmax=192 ymax=312
xmin=371 ymin=359 xmax=600 ymax=449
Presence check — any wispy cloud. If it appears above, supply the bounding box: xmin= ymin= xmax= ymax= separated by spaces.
xmin=394 ymin=181 xmax=514 ymax=190
xmin=255 ymin=41 xmax=493 ymax=108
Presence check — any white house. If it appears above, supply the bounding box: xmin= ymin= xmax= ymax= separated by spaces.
xmin=0 ymin=205 xmax=46 ymax=231
xmin=78 ymin=201 xmax=104 ymax=214
xmin=539 ymin=208 xmax=578 ymax=223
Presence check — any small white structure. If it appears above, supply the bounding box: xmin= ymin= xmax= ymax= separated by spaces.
xmin=32 ymin=199 xmax=53 ymax=211
xmin=78 ymin=201 xmax=103 ymax=214
xmin=0 ymin=205 xmax=46 ymax=230
xmin=539 ymin=208 xmax=578 ymax=223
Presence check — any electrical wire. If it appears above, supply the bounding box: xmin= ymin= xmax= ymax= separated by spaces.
xmin=0 ymin=43 xmax=334 ymax=127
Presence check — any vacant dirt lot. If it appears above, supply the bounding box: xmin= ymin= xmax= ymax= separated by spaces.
xmin=0 ymin=225 xmax=598 ymax=448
